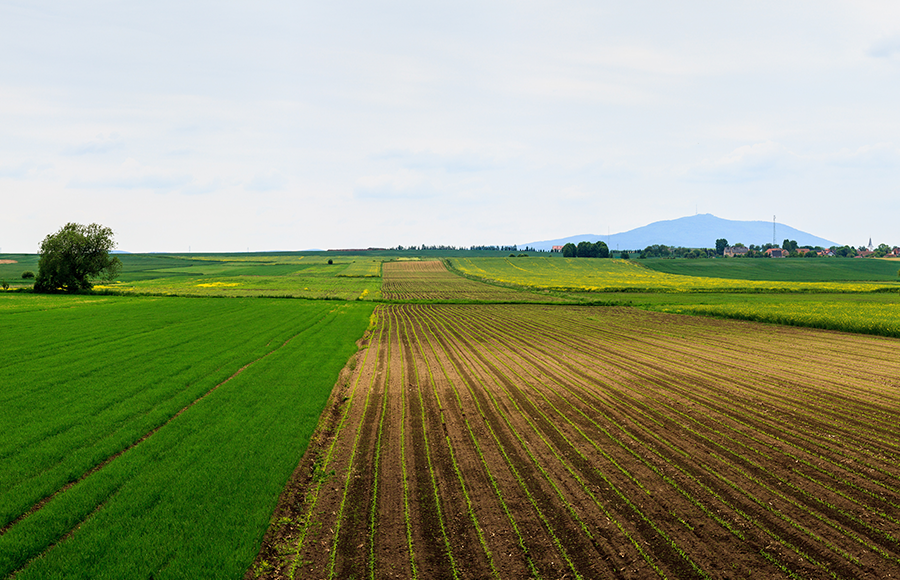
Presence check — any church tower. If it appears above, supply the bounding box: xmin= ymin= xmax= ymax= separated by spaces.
xmin=868 ymin=238 xmax=874 ymax=251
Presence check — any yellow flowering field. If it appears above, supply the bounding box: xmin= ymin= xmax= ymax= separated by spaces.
xmin=450 ymin=257 xmax=900 ymax=293
xmin=336 ymin=259 xmax=382 ymax=277
xmin=94 ymin=274 xmax=380 ymax=300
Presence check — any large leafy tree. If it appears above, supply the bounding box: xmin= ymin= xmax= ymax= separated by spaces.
xmin=562 ymin=243 xmax=577 ymax=257
xmin=34 ymin=223 xmax=122 ymax=292
xmin=576 ymin=241 xmax=597 ymax=258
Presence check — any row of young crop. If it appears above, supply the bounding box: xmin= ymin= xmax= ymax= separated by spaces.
xmin=425 ymin=305 xmax=732 ymax=578
xmin=273 ymin=303 xmax=900 ymax=580
xmin=414 ymin=305 xmax=690 ymax=578
xmin=410 ymin=303 xmax=726 ymax=577
xmin=464 ymin=306 xmax=896 ymax=576
xmin=381 ymin=260 xmax=565 ymax=302
xmin=0 ymin=296 xmax=373 ymax=579
xmin=279 ymin=303 xmax=571 ymax=578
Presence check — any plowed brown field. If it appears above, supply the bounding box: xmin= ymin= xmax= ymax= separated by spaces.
xmin=381 ymin=260 xmax=566 ymax=302
xmin=252 ymin=305 xmax=900 ymax=580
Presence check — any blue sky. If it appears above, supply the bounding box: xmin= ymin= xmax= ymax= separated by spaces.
xmin=1 ymin=1 xmax=898 ymax=252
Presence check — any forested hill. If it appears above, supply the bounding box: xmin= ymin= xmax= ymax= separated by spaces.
xmin=523 ymin=214 xmax=839 ymax=251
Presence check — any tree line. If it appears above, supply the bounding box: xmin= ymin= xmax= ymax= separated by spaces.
xmin=715 ymin=238 xmax=892 ymax=258
xmin=560 ymin=241 xmax=609 ymax=258
xmin=638 ymin=245 xmax=714 ymax=259
xmin=391 ymin=244 xmax=538 ymax=252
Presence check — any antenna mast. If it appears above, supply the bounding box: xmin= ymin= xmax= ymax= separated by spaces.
xmin=773 ymin=215 xmax=776 ymax=247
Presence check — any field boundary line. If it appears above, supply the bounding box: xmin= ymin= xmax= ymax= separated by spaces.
xmin=285 ymin=308 xmax=380 ymax=579
xmin=325 ymin=311 xmax=385 ymax=579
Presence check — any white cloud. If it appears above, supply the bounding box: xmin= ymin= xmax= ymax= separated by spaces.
xmin=681 ymin=141 xmax=800 ymax=183
xmin=0 ymin=161 xmax=51 ymax=180
xmin=354 ymin=169 xmax=435 ymax=200
xmin=825 ymin=143 xmax=899 ymax=168
xmin=868 ymin=33 xmax=900 ymax=58
xmin=245 ymin=171 xmax=288 ymax=192
xmin=68 ymin=158 xmax=191 ymax=190
xmin=573 ymin=45 xmax=707 ymax=77
xmin=509 ymin=74 xmax=659 ymax=105
xmin=372 ymin=149 xmax=497 ymax=173
xmin=63 ymin=134 xmax=124 ymax=156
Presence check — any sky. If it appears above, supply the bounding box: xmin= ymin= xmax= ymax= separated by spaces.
xmin=1 ymin=1 xmax=898 ymax=253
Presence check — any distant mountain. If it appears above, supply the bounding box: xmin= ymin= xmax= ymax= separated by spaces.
xmin=522 ymin=214 xmax=839 ymax=252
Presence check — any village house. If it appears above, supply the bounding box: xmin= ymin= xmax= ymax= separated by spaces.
xmin=724 ymin=246 xmax=749 ymax=257
xmin=551 ymin=245 xmax=564 ymax=253
xmin=764 ymin=248 xmax=786 ymax=258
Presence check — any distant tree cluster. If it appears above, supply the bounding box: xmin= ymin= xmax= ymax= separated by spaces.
xmin=873 ymin=243 xmax=893 ymax=258
xmin=392 ymin=244 xmax=463 ymax=251
xmin=390 ymin=244 xmax=541 ymax=252
xmin=468 ymin=245 xmax=526 ymax=252
xmin=638 ymin=245 xmax=713 ymax=259
xmin=639 ymin=244 xmax=673 ymax=258
xmin=832 ymin=245 xmax=857 ymax=257
xmin=561 ymin=241 xmax=609 ymax=258
xmin=715 ymin=238 xmax=729 ymax=256
xmin=390 ymin=244 xmax=543 ymax=252
xmin=715 ymin=237 xmax=894 ymax=258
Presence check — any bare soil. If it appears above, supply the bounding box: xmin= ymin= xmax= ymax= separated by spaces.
xmin=0 ymin=260 xmax=17 ymax=264
xmin=251 ymin=305 xmax=900 ymax=579
xmin=381 ymin=260 xmax=568 ymax=302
